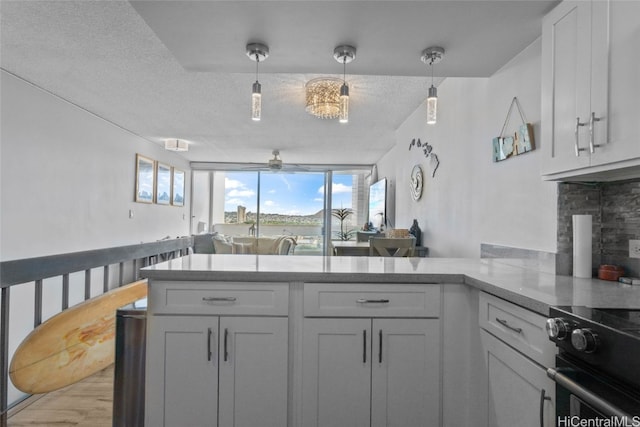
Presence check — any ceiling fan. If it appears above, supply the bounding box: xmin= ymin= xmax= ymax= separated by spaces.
xmin=241 ymin=150 xmax=309 ymax=172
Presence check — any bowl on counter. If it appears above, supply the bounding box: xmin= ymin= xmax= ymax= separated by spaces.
xmin=598 ymin=265 xmax=625 ymax=281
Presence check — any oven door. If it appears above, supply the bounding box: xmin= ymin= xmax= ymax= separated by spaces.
xmin=548 ymin=354 xmax=640 ymax=423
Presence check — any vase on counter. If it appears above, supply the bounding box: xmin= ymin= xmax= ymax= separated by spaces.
xmin=409 ymin=219 xmax=422 ymax=246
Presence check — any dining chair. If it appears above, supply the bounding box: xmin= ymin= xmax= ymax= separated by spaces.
xmin=368 ymin=237 xmax=416 ymax=257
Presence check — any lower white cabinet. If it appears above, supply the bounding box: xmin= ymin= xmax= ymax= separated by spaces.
xmin=481 ymin=330 xmax=555 ymax=427
xmin=301 ymin=317 xmax=441 ymax=427
xmin=146 ymin=315 xmax=288 ymax=427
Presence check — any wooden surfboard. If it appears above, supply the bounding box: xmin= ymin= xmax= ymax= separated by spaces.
xmin=10 ymin=279 xmax=147 ymax=394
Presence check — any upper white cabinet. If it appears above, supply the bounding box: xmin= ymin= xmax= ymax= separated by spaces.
xmin=541 ymin=0 xmax=640 ymax=180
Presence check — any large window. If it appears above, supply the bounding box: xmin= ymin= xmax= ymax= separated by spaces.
xmin=191 ymin=168 xmax=371 ymax=255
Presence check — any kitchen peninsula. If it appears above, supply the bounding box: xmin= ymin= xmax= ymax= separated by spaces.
xmin=141 ymin=255 xmax=640 ymax=427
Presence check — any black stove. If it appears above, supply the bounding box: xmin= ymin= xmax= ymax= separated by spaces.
xmin=546 ymin=306 xmax=640 ymax=421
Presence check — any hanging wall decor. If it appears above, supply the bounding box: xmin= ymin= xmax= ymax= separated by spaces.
xmin=408 ymin=138 xmax=440 ymax=177
xmin=410 ymin=165 xmax=423 ymax=201
xmin=492 ymin=97 xmax=535 ymax=162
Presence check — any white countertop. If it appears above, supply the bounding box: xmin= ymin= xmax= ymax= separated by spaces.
xmin=141 ymin=255 xmax=640 ymax=315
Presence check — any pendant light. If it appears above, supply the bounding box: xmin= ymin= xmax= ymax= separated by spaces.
xmin=246 ymin=43 xmax=269 ymax=121
xmin=421 ymin=47 xmax=444 ymax=125
xmin=333 ymin=45 xmax=356 ymax=124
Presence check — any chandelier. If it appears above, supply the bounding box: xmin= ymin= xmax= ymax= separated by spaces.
xmin=305 ymin=77 xmax=343 ymax=119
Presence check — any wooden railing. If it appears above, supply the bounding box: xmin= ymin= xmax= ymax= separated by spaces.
xmin=0 ymin=237 xmax=193 ymax=427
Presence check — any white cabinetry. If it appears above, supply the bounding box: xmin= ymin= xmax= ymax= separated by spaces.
xmin=481 ymin=330 xmax=555 ymax=427
xmin=146 ymin=316 xmax=219 ymax=427
xmin=145 ymin=282 xmax=288 ymax=427
xmin=301 ymin=283 xmax=441 ymax=427
xmin=605 ymin=1 xmax=640 ymax=172
xmin=541 ymin=0 xmax=640 ymax=180
xmin=479 ymin=293 xmax=556 ymax=427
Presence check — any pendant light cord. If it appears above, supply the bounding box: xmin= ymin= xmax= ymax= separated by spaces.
xmin=343 ymin=58 xmax=346 ymax=84
xmin=430 ymin=55 xmax=434 ymax=86
xmin=255 ymin=53 xmax=260 ymax=82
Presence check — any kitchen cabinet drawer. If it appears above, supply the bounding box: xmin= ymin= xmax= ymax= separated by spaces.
xmin=304 ymin=283 xmax=440 ymax=318
xmin=479 ymin=292 xmax=555 ymax=367
xmin=149 ymin=281 xmax=289 ymax=315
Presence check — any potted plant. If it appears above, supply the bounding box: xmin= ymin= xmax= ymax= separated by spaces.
xmin=332 ymin=208 xmax=356 ymax=241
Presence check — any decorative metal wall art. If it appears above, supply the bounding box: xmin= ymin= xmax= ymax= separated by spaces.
xmin=408 ymin=138 xmax=440 ymax=177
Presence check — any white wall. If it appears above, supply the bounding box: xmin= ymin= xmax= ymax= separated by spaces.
xmin=1 ymin=71 xmax=191 ymax=260
xmin=1 ymin=71 xmax=191 ymax=405
xmin=378 ymin=39 xmax=558 ymax=257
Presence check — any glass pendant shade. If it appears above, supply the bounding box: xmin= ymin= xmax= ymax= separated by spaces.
xmin=427 ymin=85 xmax=437 ymax=125
xmin=252 ymin=81 xmax=261 ymax=121
xmin=339 ymin=83 xmax=349 ymax=123
xmin=421 ymin=47 xmax=444 ymax=126
xmin=246 ymin=43 xmax=268 ymax=122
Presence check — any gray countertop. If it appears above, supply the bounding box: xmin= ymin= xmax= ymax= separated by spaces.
xmin=141 ymin=254 xmax=640 ymax=315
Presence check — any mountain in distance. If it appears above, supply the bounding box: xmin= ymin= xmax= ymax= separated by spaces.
xmin=223 ymin=208 xmax=356 ymax=225
xmin=224 ymin=209 xmax=326 ymax=225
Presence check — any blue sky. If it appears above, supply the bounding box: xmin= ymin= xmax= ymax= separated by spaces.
xmin=224 ymin=172 xmax=353 ymax=215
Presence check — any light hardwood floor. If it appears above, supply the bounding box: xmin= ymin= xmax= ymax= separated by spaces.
xmin=9 ymin=366 xmax=114 ymax=426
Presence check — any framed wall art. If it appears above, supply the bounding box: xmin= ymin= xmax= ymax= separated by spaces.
xmin=172 ymin=168 xmax=185 ymax=207
xmin=135 ymin=154 xmax=155 ymax=203
xmin=156 ymin=162 xmax=172 ymax=205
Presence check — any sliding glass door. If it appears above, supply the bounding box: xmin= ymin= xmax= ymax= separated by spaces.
xmin=191 ymin=168 xmax=371 ymax=255
xmin=257 ymin=172 xmax=325 ymax=255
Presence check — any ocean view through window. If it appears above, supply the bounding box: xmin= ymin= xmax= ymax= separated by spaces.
xmin=192 ymin=168 xmax=371 ymax=255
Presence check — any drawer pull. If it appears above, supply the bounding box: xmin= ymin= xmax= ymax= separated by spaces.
xmin=356 ymin=299 xmax=390 ymax=304
xmin=539 ymin=388 xmax=551 ymax=427
xmin=496 ymin=317 xmax=522 ymax=334
xmin=202 ymin=297 xmax=237 ymax=303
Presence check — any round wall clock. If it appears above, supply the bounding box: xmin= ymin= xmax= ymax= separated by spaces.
xmin=410 ymin=165 xmax=423 ymax=201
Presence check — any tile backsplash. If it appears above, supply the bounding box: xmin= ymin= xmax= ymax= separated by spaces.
xmin=556 ymin=179 xmax=640 ymax=277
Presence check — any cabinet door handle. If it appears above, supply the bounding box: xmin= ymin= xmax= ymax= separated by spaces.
xmin=378 ymin=329 xmax=383 ymax=364
xmin=575 ymin=117 xmax=588 ymax=157
xmin=207 ymin=328 xmax=213 ymax=362
xmin=539 ymin=388 xmax=552 ymax=427
xmin=224 ymin=328 xmax=229 ymax=362
xmin=356 ymin=299 xmax=390 ymax=304
xmin=363 ymin=330 xmax=367 ymax=363
xmin=589 ymin=111 xmax=602 ymax=153
xmin=202 ymin=296 xmax=237 ymax=302
xmin=496 ymin=317 xmax=523 ymax=334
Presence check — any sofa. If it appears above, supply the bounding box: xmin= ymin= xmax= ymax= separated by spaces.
xmin=193 ymin=233 xmax=297 ymax=255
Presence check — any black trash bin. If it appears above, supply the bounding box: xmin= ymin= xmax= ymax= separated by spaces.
xmin=113 ymin=298 xmax=147 ymax=427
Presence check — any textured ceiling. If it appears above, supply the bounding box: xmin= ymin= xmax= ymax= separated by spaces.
xmin=0 ymin=0 xmax=557 ymax=166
